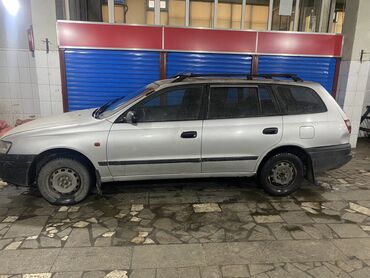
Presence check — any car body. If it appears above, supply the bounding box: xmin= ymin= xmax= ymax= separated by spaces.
xmin=0 ymin=74 xmax=352 ymax=204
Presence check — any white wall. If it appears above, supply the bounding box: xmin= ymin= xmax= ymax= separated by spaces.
xmin=336 ymin=0 xmax=370 ymax=146
xmin=359 ymin=69 xmax=370 ymax=136
xmin=337 ymin=61 xmax=370 ymax=144
xmin=0 ymin=0 xmax=63 ymax=126
xmin=0 ymin=49 xmax=40 ymax=125
xmin=0 ymin=0 xmax=41 ymax=125
xmin=32 ymin=50 xmax=63 ymax=117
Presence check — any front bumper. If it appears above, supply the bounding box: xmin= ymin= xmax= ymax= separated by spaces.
xmin=307 ymin=143 xmax=352 ymax=174
xmin=0 ymin=154 xmax=36 ymax=186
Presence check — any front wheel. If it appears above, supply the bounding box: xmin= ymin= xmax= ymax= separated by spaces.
xmin=259 ymin=153 xmax=304 ymax=196
xmin=37 ymin=157 xmax=92 ymax=205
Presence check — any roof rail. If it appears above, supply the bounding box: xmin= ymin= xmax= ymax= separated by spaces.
xmin=170 ymin=73 xmax=303 ymax=82
xmin=247 ymin=74 xmax=303 ymax=82
xmin=171 ymin=73 xmax=248 ymax=82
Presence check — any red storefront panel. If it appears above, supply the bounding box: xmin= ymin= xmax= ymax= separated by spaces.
xmin=57 ymin=21 xmax=162 ymax=50
xmin=257 ymin=32 xmax=343 ymax=57
xmin=163 ymin=27 xmax=257 ymax=53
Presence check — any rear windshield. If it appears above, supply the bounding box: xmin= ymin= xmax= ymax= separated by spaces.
xmin=275 ymin=85 xmax=327 ymax=115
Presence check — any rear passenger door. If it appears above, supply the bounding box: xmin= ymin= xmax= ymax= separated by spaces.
xmin=201 ymin=84 xmax=282 ymax=173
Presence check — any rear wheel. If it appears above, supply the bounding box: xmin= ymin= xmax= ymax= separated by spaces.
xmin=259 ymin=153 xmax=304 ymax=196
xmin=37 ymin=157 xmax=92 ymax=205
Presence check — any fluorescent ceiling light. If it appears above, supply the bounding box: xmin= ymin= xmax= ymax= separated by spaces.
xmin=2 ymin=0 xmax=20 ymax=16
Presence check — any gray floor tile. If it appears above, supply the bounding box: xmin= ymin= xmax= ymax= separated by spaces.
xmin=51 ymin=247 xmax=131 ymax=272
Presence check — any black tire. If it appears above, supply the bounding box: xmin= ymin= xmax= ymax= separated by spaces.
xmin=259 ymin=153 xmax=304 ymax=196
xmin=37 ymin=157 xmax=92 ymax=205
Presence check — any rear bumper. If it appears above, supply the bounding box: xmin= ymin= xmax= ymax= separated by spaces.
xmin=307 ymin=143 xmax=352 ymax=174
xmin=0 ymin=154 xmax=36 ymax=186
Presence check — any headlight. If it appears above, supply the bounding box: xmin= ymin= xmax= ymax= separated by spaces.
xmin=0 ymin=141 xmax=11 ymax=154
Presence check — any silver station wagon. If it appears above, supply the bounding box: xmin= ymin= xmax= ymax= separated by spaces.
xmin=0 ymin=74 xmax=352 ymax=205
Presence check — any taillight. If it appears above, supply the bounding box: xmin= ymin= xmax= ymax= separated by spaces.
xmin=344 ymin=119 xmax=352 ymax=134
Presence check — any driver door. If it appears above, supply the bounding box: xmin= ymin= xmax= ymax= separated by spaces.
xmin=106 ymin=85 xmax=205 ymax=178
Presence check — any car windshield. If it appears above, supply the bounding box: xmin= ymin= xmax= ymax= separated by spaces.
xmin=94 ymin=86 xmax=155 ymax=119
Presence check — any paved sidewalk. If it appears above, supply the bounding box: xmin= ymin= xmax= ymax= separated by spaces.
xmin=0 ymin=139 xmax=370 ymax=277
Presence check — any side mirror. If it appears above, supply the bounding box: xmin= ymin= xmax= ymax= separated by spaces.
xmin=125 ymin=111 xmax=137 ymax=124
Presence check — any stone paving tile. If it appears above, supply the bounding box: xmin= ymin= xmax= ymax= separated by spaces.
xmin=4 ymin=241 xmax=22 ymax=250
xmin=64 ymin=229 xmax=91 ymax=247
xmin=82 ymin=271 xmax=106 ymax=278
xmin=156 ymin=267 xmax=200 ymax=278
xmin=22 ymin=274 xmax=52 ymax=278
xmin=334 ymin=238 xmax=370 ymax=260
xmin=248 ymin=264 xmax=274 ymax=276
xmin=129 ymin=269 xmax=156 ymax=278
xmin=4 ymin=216 xmax=48 ymax=238
xmin=350 ymin=267 xmax=370 ymax=278
xmin=203 ymin=240 xmax=345 ymax=265
xmin=271 ymin=201 xmax=301 ymax=211
xmin=131 ymin=244 xmax=206 ymax=269
xmin=253 ymin=215 xmax=284 ymax=223
xmin=349 ymin=202 xmax=370 ymax=216
xmin=221 ymin=264 xmax=249 ymax=277
xmin=341 ymin=212 xmax=368 ymax=223
xmin=51 ymin=247 xmax=131 ymax=272
xmin=307 ymin=265 xmax=338 ymax=278
xmin=328 ymin=224 xmax=369 ymax=238
xmin=0 ymin=249 xmax=59 ymax=274
xmin=105 ymin=270 xmax=128 ymax=278
xmin=200 ymin=266 xmax=223 ymax=278
xmin=53 ymin=272 xmax=83 ymax=278
xmin=193 ymin=203 xmax=222 ymax=213
xmin=280 ymin=211 xmax=315 ymax=224
xmin=0 ymin=238 xmax=12 ymax=249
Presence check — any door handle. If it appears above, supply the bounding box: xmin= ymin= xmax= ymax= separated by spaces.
xmin=181 ymin=131 xmax=197 ymax=139
xmin=263 ymin=127 xmax=278 ymax=135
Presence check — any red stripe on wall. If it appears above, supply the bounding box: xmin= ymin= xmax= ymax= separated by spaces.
xmin=257 ymin=32 xmax=343 ymax=57
xmin=163 ymin=27 xmax=257 ymax=53
xmin=57 ymin=22 xmax=162 ymax=50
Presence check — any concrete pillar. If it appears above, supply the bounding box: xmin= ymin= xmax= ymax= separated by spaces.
xmin=30 ymin=0 xmax=63 ymax=117
xmin=336 ymin=0 xmax=370 ymax=147
xmin=319 ymin=0 xmax=332 ymax=33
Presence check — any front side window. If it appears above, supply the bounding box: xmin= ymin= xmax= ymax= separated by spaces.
xmin=208 ymin=86 xmax=259 ymax=119
xmin=275 ymin=85 xmax=327 ymax=114
xmin=131 ymin=86 xmax=203 ymax=122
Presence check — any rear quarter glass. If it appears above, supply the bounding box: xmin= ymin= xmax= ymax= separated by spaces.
xmin=274 ymin=85 xmax=327 ymax=115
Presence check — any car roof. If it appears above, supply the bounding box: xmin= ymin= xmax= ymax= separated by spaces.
xmin=154 ymin=77 xmax=319 ymax=90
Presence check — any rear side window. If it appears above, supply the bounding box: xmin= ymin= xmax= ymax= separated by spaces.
xmin=275 ymin=85 xmax=327 ymax=114
xmin=208 ymin=87 xmax=259 ymax=119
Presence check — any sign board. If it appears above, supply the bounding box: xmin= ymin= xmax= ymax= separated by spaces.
xmin=279 ymin=0 xmax=294 ymax=16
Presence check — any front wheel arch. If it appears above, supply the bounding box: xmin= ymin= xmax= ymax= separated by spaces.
xmin=28 ymin=148 xmax=97 ymax=186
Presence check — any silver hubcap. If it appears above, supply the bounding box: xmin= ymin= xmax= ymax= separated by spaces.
xmin=49 ymin=168 xmax=81 ymax=194
xmin=269 ymin=161 xmax=296 ymax=186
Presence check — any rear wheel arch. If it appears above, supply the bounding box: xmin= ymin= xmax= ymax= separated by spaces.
xmin=28 ymin=148 xmax=96 ymax=186
xmin=257 ymin=145 xmax=314 ymax=181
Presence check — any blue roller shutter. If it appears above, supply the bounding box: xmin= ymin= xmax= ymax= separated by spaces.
xmin=64 ymin=49 xmax=160 ymax=111
xmin=167 ymin=52 xmax=252 ymax=77
xmin=258 ymin=56 xmax=336 ymax=94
